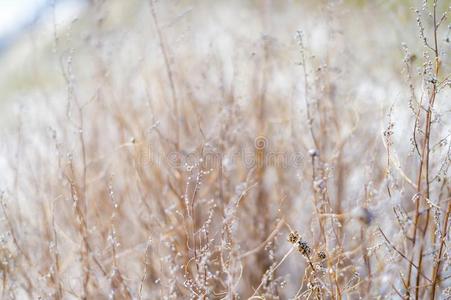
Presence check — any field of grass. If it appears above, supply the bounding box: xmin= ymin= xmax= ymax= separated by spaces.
xmin=0 ymin=0 xmax=450 ymax=299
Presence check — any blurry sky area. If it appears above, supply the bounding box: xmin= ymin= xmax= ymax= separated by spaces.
xmin=0 ymin=0 xmax=86 ymax=51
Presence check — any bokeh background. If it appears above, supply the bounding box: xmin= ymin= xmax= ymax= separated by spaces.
xmin=0 ymin=0 xmax=450 ymax=299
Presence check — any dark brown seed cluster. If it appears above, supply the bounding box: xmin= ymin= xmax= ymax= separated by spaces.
xmin=288 ymin=231 xmax=300 ymax=244
xmin=317 ymin=251 xmax=326 ymax=260
xmin=288 ymin=231 xmax=314 ymax=258
xmin=297 ymin=240 xmax=312 ymax=257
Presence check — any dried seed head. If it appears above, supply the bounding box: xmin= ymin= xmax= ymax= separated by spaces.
xmin=313 ymin=179 xmax=326 ymax=193
xmin=297 ymin=240 xmax=312 ymax=257
xmin=308 ymin=149 xmax=319 ymax=158
xmin=317 ymin=251 xmax=326 ymax=260
xmin=288 ymin=231 xmax=300 ymax=244
xmin=352 ymin=207 xmax=373 ymax=225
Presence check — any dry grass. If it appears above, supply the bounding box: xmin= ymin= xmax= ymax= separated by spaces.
xmin=0 ymin=0 xmax=450 ymax=299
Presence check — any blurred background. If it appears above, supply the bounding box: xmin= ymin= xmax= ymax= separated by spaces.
xmin=0 ymin=0 xmax=450 ymax=299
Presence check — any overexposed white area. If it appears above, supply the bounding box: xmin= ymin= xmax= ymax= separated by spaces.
xmin=0 ymin=0 xmax=46 ymax=37
xmin=0 ymin=0 xmax=86 ymax=43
